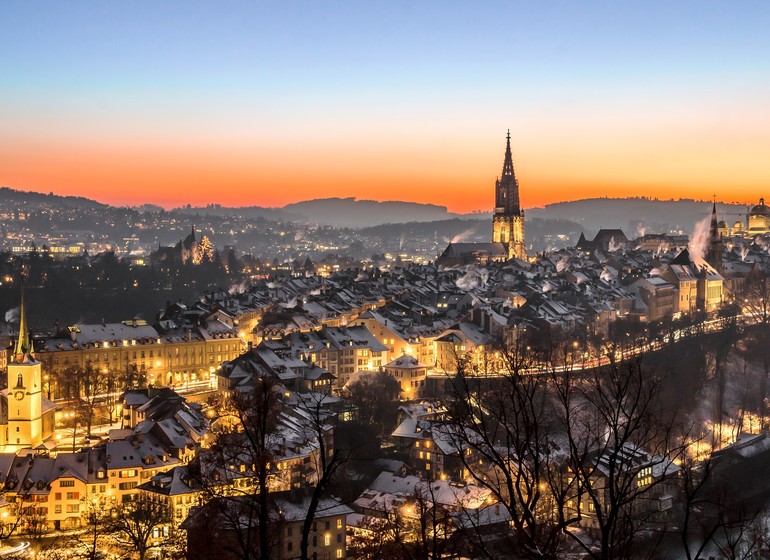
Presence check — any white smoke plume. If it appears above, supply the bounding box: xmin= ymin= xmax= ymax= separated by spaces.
xmin=607 ymin=236 xmax=622 ymax=253
xmin=649 ymin=267 xmax=662 ymax=277
xmin=456 ymin=271 xmax=480 ymax=292
xmin=451 ymin=228 xmax=477 ymax=244
xmin=455 ymin=267 xmax=488 ymax=292
xmin=636 ymin=223 xmax=646 ymax=238
xmin=4 ymin=307 xmax=19 ymax=324
xmin=228 ymin=280 xmax=248 ymax=295
xmin=688 ymin=217 xmax=711 ymax=260
xmin=555 ymin=256 xmax=570 ymax=273
xmin=740 ymin=245 xmax=749 ymax=262
xmin=478 ymin=268 xmax=489 ymax=286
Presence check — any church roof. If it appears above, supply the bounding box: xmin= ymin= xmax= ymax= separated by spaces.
xmin=440 ymin=242 xmax=507 ymax=258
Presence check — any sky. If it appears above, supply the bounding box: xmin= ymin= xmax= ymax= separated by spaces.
xmin=2 ymin=2 xmax=770 ymax=213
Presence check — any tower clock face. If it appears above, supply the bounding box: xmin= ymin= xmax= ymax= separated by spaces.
xmin=14 ymin=391 xmax=24 ymax=401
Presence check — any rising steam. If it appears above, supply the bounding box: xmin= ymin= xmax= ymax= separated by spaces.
xmin=688 ymin=217 xmax=711 ymax=260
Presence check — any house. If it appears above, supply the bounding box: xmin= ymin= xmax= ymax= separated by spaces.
xmin=383 ymin=355 xmax=428 ymax=398
xmin=182 ymin=493 xmax=352 ymax=560
xmin=567 ymin=442 xmax=681 ymax=528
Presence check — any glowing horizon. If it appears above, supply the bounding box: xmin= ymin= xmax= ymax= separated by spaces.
xmin=2 ymin=1 xmax=770 ymax=213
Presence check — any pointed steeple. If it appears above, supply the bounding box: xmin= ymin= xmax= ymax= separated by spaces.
xmin=492 ymin=130 xmax=526 ymax=261
xmin=495 ymin=130 xmax=521 ymax=215
xmin=501 ymin=130 xmax=514 ymax=178
xmin=706 ymin=201 xmax=723 ymax=272
xmin=13 ymin=275 xmax=33 ymax=363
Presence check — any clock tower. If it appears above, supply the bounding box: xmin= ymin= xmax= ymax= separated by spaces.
xmin=5 ymin=280 xmax=43 ymax=451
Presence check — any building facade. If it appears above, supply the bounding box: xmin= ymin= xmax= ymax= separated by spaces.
xmin=1 ymin=286 xmax=56 ymax=452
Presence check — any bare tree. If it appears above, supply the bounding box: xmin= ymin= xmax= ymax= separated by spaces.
xmin=346 ymin=370 xmax=401 ymax=437
xmin=78 ymin=494 xmax=116 ymax=560
xmin=741 ymin=276 xmax=770 ymax=426
xmin=57 ymin=362 xmax=105 ymax=438
xmin=350 ymin=483 xmax=451 ymax=560
xmin=112 ymin=496 xmax=171 ymax=560
xmin=443 ymin=330 xmax=577 ymax=560
xmin=555 ymin=354 xmax=686 ymax=560
xmin=200 ymin=376 xmax=283 ymax=560
xmin=294 ymin=392 xmax=349 ymax=560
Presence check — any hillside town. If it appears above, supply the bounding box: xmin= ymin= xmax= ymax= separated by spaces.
xmin=0 ymin=136 xmax=770 ymax=559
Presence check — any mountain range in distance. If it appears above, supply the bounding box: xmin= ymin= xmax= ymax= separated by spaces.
xmin=0 ymin=186 xmax=761 ymax=236
xmin=170 ymin=196 xmax=759 ymax=235
xmin=171 ymin=197 xmax=472 ymax=228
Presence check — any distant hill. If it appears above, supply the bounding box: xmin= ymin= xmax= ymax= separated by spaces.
xmin=171 ymin=198 xmax=460 ymax=227
xmin=528 ymin=197 xmax=753 ymax=238
xmin=0 ymin=187 xmax=107 ymax=210
xmin=282 ymin=197 xmax=462 ymax=227
xmin=0 ymin=186 xmax=756 ymax=239
xmin=170 ymin=203 xmax=302 ymax=222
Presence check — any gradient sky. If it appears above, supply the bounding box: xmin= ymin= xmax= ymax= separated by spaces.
xmin=2 ymin=1 xmax=770 ymax=212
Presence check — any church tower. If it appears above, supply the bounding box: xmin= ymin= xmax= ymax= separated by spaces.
xmin=491 ymin=131 xmax=526 ymax=260
xmin=5 ymin=278 xmax=44 ymax=451
xmin=705 ymin=201 xmax=723 ymax=273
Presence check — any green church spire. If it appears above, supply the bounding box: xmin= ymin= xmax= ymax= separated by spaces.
xmin=13 ymin=274 xmax=32 ymax=362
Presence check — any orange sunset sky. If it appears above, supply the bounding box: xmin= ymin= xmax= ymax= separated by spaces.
xmin=2 ymin=2 xmax=770 ymax=213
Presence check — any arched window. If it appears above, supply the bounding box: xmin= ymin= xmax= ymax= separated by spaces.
xmin=16 ymin=373 xmax=23 ymax=388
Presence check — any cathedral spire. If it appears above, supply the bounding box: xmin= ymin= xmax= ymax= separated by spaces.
xmin=492 ymin=130 xmax=526 ymax=261
xmin=501 ymin=129 xmax=514 ymax=178
xmin=706 ymin=201 xmax=723 ymax=272
xmin=495 ymin=130 xmax=520 ymax=215
xmin=13 ymin=274 xmax=33 ymax=363
xmin=709 ymin=201 xmax=719 ymax=237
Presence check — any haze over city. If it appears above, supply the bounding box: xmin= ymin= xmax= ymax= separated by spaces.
xmin=3 ymin=1 xmax=770 ymax=211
